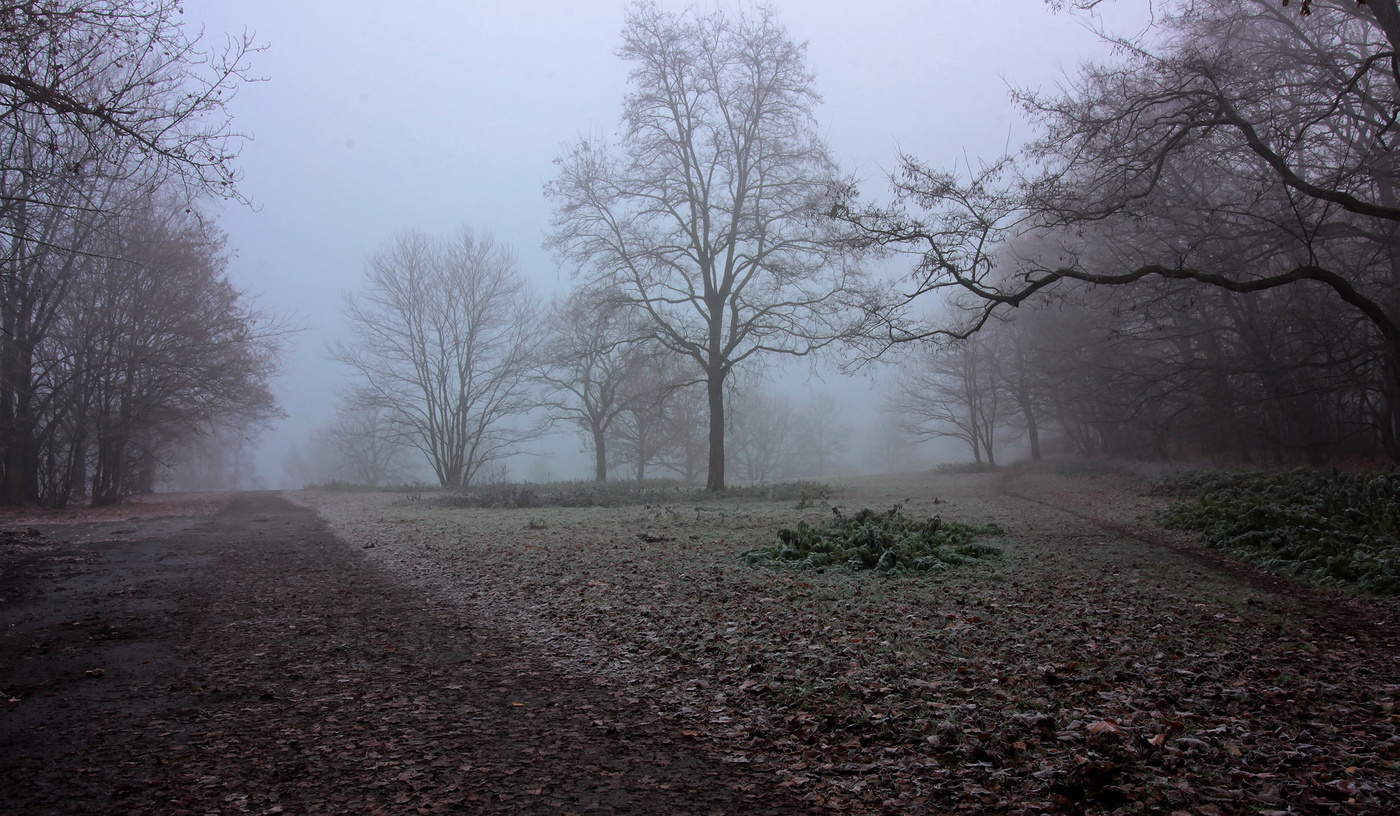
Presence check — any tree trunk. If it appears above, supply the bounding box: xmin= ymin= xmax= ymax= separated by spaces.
xmin=1021 ymin=397 xmax=1041 ymax=462
xmin=0 ymin=342 xmax=41 ymax=505
xmin=706 ymin=370 xmax=725 ymax=491
xmin=592 ymin=425 xmax=608 ymax=482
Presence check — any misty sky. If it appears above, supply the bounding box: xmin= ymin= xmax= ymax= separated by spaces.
xmin=180 ymin=0 xmax=1146 ymax=485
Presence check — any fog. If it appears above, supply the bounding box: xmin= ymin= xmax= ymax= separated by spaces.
xmin=175 ymin=0 xmax=1136 ymax=487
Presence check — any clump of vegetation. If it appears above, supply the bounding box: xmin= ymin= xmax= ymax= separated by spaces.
xmin=1156 ymin=468 xmax=1400 ymax=595
xmin=744 ymin=504 xmax=1003 ymax=573
xmin=421 ymin=479 xmax=835 ymax=509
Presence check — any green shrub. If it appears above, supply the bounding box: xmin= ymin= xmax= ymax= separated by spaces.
xmin=1156 ymin=468 xmax=1400 ymax=595
xmin=743 ymin=504 xmax=1003 ymax=574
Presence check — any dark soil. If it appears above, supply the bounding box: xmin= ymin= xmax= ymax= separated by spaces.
xmin=1 ymin=493 xmax=813 ymax=815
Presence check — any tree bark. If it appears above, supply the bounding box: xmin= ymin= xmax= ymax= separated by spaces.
xmin=592 ymin=425 xmax=608 ymax=482
xmin=706 ymin=371 xmax=726 ymax=491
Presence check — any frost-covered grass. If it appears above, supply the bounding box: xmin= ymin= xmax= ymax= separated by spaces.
xmin=292 ymin=467 xmax=1400 ymax=814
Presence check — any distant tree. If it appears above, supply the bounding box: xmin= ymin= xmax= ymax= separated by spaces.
xmin=728 ymin=386 xmax=796 ymax=482
xmin=322 ymin=399 xmax=410 ymax=487
xmin=864 ymin=410 xmax=919 ymax=475
xmin=609 ymin=348 xmax=692 ymax=481
xmin=334 ymin=229 xmax=543 ymax=489
xmin=655 ymin=381 xmax=709 ymax=482
xmin=548 ymin=1 xmax=868 ymax=490
xmin=281 ymin=433 xmax=339 ymax=489
xmin=792 ymin=390 xmax=850 ymax=477
xmin=888 ymin=337 xmax=1011 ymax=467
xmin=535 ymin=288 xmax=648 ymax=482
xmin=164 ymin=420 xmax=265 ymax=492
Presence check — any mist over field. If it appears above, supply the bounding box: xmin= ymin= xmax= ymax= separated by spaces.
xmin=5 ymin=0 xmax=1399 ymax=500
xmin=6 ymin=4 xmax=1400 ymax=813
xmin=161 ymin=0 xmax=1146 ymax=490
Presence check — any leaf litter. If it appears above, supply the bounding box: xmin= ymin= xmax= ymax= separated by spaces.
xmin=298 ymin=467 xmax=1400 ymax=814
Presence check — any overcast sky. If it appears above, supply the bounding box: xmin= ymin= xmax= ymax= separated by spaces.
xmin=179 ymin=0 xmax=1147 ymax=485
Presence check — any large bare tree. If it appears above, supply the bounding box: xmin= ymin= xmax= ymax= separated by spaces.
xmin=851 ymin=0 xmax=1400 ymax=459
xmin=547 ymin=1 xmax=867 ymax=490
xmin=335 ymin=229 xmax=542 ymax=489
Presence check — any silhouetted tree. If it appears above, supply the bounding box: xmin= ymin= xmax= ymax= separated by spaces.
xmin=548 ymin=1 xmax=868 ymax=489
xmin=335 ymin=229 xmax=543 ymax=489
xmin=535 ymin=288 xmax=649 ymax=482
xmin=852 ymin=0 xmax=1400 ymax=461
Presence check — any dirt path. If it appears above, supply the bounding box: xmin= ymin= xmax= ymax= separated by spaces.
xmin=1 ymin=493 xmax=813 ymax=815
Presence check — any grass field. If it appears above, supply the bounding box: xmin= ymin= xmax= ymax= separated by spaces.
xmin=295 ymin=465 xmax=1400 ymax=814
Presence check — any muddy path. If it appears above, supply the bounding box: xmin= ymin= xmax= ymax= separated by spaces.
xmin=1 ymin=493 xmax=812 ymax=815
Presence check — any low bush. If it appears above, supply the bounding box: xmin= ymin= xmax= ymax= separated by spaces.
xmin=1156 ymin=468 xmax=1400 ymax=595
xmin=743 ymin=504 xmax=1003 ymax=573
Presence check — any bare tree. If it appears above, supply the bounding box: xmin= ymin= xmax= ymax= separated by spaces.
xmin=1 ymin=0 xmax=258 ymax=225
xmin=322 ymin=399 xmax=410 ymax=487
xmin=864 ymin=409 xmax=919 ymax=475
xmin=80 ymin=199 xmax=280 ymax=504
xmin=849 ymin=0 xmax=1400 ymax=460
xmin=655 ymin=381 xmax=709 ymax=482
xmin=1 ymin=2 xmax=263 ymax=505
xmin=728 ymin=386 xmax=796 ymax=482
xmin=281 ymin=433 xmax=340 ymax=489
xmin=534 ymin=288 xmax=648 ymax=482
xmin=164 ymin=419 xmax=266 ymax=492
xmin=609 ymin=348 xmax=693 ymax=481
xmin=334 ymin=229 xmax=542 ymax=489
xmin=887 ymin=336 xmax=1012 ymax=467
xmin=792 ymin=390 xmax=849 ymax=477
xmin=547 ymin=1 xmax=868 ymax=490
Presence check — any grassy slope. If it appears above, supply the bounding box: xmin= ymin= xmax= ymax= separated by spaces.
xmin=296 ymin=468 xmax=1400 ymax=815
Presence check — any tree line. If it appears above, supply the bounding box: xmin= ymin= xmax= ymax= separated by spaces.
xmin=15 ymin=1 xmax=1388 ymax=503
xmin=1 ymin=1 xmax=280 ymax=506
xmin=314 ymin=0 xmax=1400 ymax=490
xmin=862 ymin=0 xmax=1400 ymax=466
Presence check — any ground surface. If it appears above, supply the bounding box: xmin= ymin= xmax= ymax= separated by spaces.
xmin=2 ymin=465 xmax=1398 ymax=815
xmin=1 ymin=493 xmax=809 ymax=814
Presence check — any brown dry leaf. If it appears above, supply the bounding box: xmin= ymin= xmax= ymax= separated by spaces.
xmin=1086 ymin=720 xmax=1124 ymax=736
